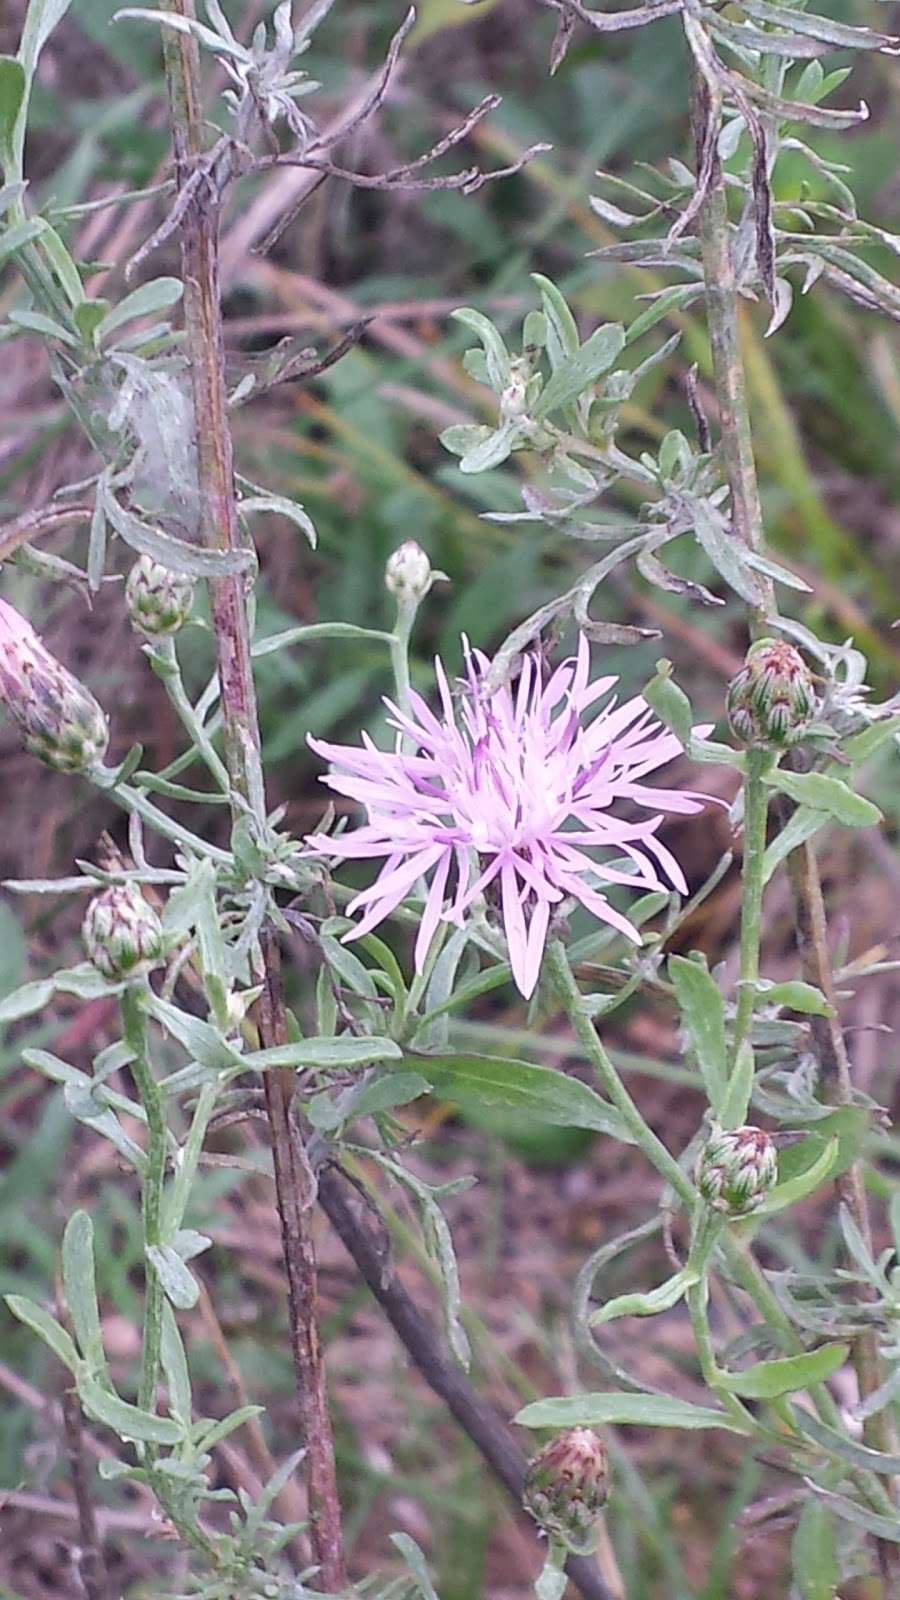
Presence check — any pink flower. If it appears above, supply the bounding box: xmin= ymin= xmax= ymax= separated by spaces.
xmin=308 ymin=636 xmax=710 ymax=999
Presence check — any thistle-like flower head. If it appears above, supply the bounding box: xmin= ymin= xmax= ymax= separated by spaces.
xmin=125 ymin=555 xmax=194 ymax=638
xmin=523 ymin=1428 xmax=609 ymax=1554
xmin=697 ymin=1125 xmax=778 ymax=1217
xmin=82 ymin=883 xmax=164 ymax=981
xmin=308 ymin=636 xmax=711 ymax=998
xmin=0 ymin=597 xmax=109 ymax=773
xmin=727 ymin=638 xmax=816 ymax=749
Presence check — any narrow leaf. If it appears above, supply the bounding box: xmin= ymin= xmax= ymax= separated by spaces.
xmin=755 ymin=1138 xmax=838 ymax=1216
xmin=716 ymin=1342 xmax=848 ymax=1399
xmin=62 ymin=1212 xmax=106 ymax=1375
xmin=533 ymin=323 xmax=625 ymax=417
xmin=515 ymin=1393 xmax=746 ymax=1432
xmin=669 ymin=956 xmax=727 ymax=1114
xmin=591 ymin=1266 xmax=698 ymax=1326
xmin=765 ymin=769 xmax=882 ymax=828
xmin=78 ymin=1375 xmax=183 ymax=1445
xmin=5 ymin=1295 xmax=79 ymax=1372
xmin=408 ymin=1053 xmax=634 ymax=1143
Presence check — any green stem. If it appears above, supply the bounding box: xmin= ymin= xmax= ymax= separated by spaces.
xmin=729 ymin=748 xmax=772 ymax=1071
xmin=389 ymin=596 xmax=417 ymax=730
xmin=158 ymin=639 xmax=231 ymax=794
xmin=548 ymin=939 xmax=851 ymax=1434
xmin=108 ymin=778 xmax=232 ymax=866
xmin=121 ymin=985 xmax=166 ymax=1418
xmin=546 ymin=938 xmax=693 ymax=1207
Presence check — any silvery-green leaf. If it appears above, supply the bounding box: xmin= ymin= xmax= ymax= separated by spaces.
xmin=459 ymin=422 xmax=521 ymax=474
xmin=96 ymin=277 xmax=182 ymax=343
xmin=764 ymin=770 xmax=882 ymax=828
xmin=78 ymin=1375 xmax=183 ymax=1445
xmin=516 ymin=1392 xmax=745 ymax=1433
xmin=691 ymin=500 xmax=766 ymax=605
xmin=533 ymin=323 xmax=625 ymax=418
xmin=4 ymin=1295 xmax=79 ymax=1372
xmin=0 ymin=978 xmax=54 ymax=1023
xmin=63 ymin=1212 xmax=106 ymax=1375
xmin=160 ymin=1302 xmax=192 ymax=1426
xmin=238 ymin=492 xmax=316 ymax=548
xmin=451 ymin=308 xmax=511 ymax=390
xmin=101 ymin=481 xmax=254 ymax=578
xmin=531 ymin=272 xmax=579 ymax=369
xmin=390 ymin=1534 xmax=440 ymax=1600
xmin=146 ymin=1244 xmax=199 ymax=1310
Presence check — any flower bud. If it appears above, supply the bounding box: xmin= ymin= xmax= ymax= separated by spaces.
xmin=0 ymin=597 xmax=109 ymax=773
xmin=726 ymin=638 xmax=816 ymax=749
xmin=523 ymin=1428 xmax=609 ymax=1555
xmin=125 ymin=555 xmax=194 ymax=638
xmin=82 ymin=883 xmax=164 ymax=980
xmin=697 ymin=1125 xmax=777 ymax=1217
xmin=384 ymin=541 xmax=434 ymax=605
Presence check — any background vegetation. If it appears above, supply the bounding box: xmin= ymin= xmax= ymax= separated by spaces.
xmin=1 ymin=0 xmax=898 ymax=1595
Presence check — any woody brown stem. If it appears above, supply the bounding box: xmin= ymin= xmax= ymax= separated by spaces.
xmin=160 ymin=10 xmax=345 ymax=1587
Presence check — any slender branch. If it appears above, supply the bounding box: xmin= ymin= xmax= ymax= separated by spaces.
xmin=689 ymin=62 xmax=899 ymax=1580
xmin=729 ymin=748 xmax=772 ymax=1068
xmin=159 ymin=8 xmax=346 ymax=1586
xmin=316 ymin=1160 xmax=617 ymax=1600
xmin=61 ymin=1386 xmax=107 ymax=1600
xmin=258 ymin=930 xmax=346 ymax=1591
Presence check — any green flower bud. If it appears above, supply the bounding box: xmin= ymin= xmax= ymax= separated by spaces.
xmin=82 ymin=883 xmax=164 ymax=980
xmin=523 ymin=1428 xmax=609 ymax=1555
xmin=727 ymin=639 xmax=816 ymax=749
xmin=0 ymin=597 xmax=109 ymax=773
xmin=125 ymin=555 xmax=194 ymax=638
xmin=697 ymin=1125 xmax=777 ymax=1217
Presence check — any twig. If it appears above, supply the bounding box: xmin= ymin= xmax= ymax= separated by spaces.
xmin=61 ymin=1387 xmax=107 ymax=1600
xmin=158 ymin=5 xmax=346 ymax=1587
xmin=259 ymin=929 xmax=346 ymax=1590
xmin=316 ymin=1160 xmax=617 ymax=1600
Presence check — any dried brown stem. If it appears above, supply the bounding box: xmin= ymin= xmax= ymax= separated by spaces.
xmin=61 ymin=1387 xmax=107 ymax=1600
xmin=159 ymin=8 xmax=345 ymax=1588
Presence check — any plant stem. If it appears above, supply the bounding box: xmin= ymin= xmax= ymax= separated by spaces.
xmin=120 ymin=986 xmax=165 ymax=1418
xmin=547 ymin=938 xmax=844 ymax=1435
xmin=690 ymin=68 xmax=899 ymax=1579
xmin=258 ymin=931 xmax=346 ymax=1590
xmin=729 ymin=748 xmax=772 ymax=1070
xmin=158 ymin=638 xmax=231 ymax=793
xmin=546 ymin=938 xmax=693 ymax=1206
xmin=786 ymin=837 xmax=898 ymax=1471
xmin=61 ymin=1385 xmax=107 ymax=1600
xmin=160 ymin=10 xmax=345 ymax=1586
xmin=316 ymin=1160 xmax=617 ymax=1600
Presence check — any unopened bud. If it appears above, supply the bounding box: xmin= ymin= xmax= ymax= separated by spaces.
xmin=82 ymin=883 xmax=164 ymax=980
xmin=125 ymin=555 xmax=194 ymax=638
xmin=385 ymin=541 xmax=435 ymax=605
xmin=523 ymin=1428 xmax=609 ymax=1555
xmin=727 ymin=639 xmax=815 ymax=749
xmin=697 ymin=1125 xmax=777 ymax=1217
xmin=0 ymin=597 xmax=109 ymax=773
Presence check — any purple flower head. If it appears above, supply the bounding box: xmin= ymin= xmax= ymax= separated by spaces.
xmin=308 ymin=636 xmax=711 ymax=999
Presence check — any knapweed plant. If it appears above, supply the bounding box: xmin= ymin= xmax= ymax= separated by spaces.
xmin=1 ymin=0 xmax=899 ymax=1596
